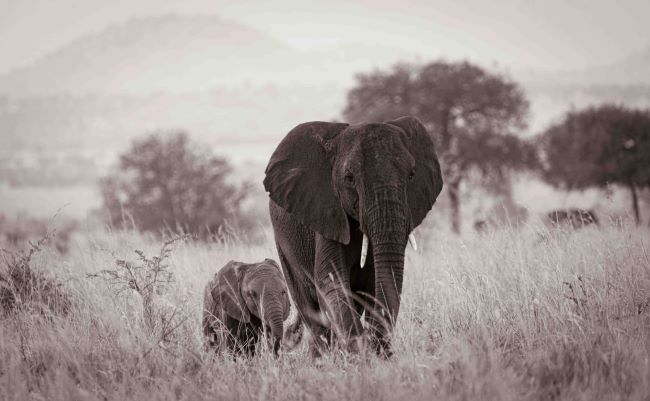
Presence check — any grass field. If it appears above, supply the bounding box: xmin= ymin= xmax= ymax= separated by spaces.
xmin=1 ymin=222 xmax=650 ymax=401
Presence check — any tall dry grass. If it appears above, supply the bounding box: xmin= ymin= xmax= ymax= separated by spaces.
xmin=1 ymin=222 xmax=649 ymax=400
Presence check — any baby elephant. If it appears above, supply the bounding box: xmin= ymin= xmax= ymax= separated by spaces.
xmin=203 ymin=258 xmax=291 ymax=355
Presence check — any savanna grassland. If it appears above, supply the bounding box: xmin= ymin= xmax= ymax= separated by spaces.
xmin=1 ymin=222 xmax=650 ymax=401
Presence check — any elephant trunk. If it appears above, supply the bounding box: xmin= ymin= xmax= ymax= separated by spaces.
xmin=364 ymin=186 xmax=408 ymax=353
xmin=261 ymin=294 xmax=285 ymax=340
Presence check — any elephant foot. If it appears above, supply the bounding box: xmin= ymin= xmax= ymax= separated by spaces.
xmin=309 ymin=342 xmax=324 ymax=359
xmin=367 ymin=334 xmax=393 ymax=358
xmin=306 ymin=329 xmax=331 ymax=358
xmin=340 ymin=334 xmax=366 ymax=354
xmin=282 ymin=317 xmax=304 ymax=351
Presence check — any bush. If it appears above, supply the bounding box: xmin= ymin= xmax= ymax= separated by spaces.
xmin=0 ymin=214 xmax=78 ymax=254
xmin=100 ymin=131 xmax=250 ymax=239
xmin=88 ymin=236 xmax=187 ymax=334
xmin=0 ymin=232 xmax=72 ymax=316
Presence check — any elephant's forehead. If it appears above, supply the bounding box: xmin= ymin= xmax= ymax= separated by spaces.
xmin=248 ymin=266 xmax=283 ymax=282
xmin=346 ymin=123 xmax=400 ymax=139
xmin=344 ymin=124 xmax=403 ymax=152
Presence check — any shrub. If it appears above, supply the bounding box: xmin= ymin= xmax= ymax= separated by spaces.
xmin=0 ymin=214 xmax=78 ymax=254
xmin=0 ymin=232 xmax=72 ymax=316
xmin=100 ymin=131 xmax=250 ymax=239
xmin=88 ymin=235 xmax=187 ymax=335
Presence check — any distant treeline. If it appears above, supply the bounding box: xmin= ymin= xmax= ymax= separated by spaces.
xmin=0 ymin=84 xmax=343 ymax=152
xmin=526 ymin=83 xmax=650 ymax=100
xmin=0 ymin=152 xmax=101 ymax=186
xmin=2 ymin=82 xmax=650 ymax=154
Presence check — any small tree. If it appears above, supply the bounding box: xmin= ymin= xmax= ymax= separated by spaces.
xmin=101 ymin=132 xmax=249 ymax=237
xmin=538 ymin=104 xmax=650 ymax=225
xmin=88 ymin=236 xmax=186 ymax=334
xmin=344 ymin=61 xmax=533 ymax=233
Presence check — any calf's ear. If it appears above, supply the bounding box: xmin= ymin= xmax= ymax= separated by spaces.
xmin=212 ymin=261 xmax=250 ymax=322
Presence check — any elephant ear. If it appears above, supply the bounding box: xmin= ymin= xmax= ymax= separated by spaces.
xmin=387 ymin=116 xmax=444 ymax=228
xmin=264 ymin=121 xmax=351 ymax=244
xmin=212 ymin=261 xmax=250 ymax=323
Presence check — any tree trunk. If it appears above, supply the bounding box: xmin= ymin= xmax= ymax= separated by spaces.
xmin=629 ymin=181 xmax=640 ymax=225
xmin=440 ymin=106 xmax=461 ymax=234
xmin=448 ymin=178 xmax=461 ymax=234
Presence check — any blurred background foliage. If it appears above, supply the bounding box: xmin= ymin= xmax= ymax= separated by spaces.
xmin=100 ymin=132 xmax=251 ymax=239
xmin=344 ymin=61 xmax=537 ymax=233
xmin=1 ymin=10 xmax=650 ymax=245
xmin=538 ymin=105 xmax=650 ymax=224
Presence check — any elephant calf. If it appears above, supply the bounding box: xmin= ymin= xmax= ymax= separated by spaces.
xmin=202 ymin=258 xmax=291 ymax=355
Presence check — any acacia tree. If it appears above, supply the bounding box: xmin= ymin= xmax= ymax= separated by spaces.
xmin=344 ymin=61 xmax=533 ymax=233
xmin=539 ymin=104 xmax=650 ymax=225
xmin=101 ymin=132 xmax=249 ymax=237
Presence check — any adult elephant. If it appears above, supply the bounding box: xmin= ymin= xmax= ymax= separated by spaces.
xmin=264 ymin=116 xmax=443 ymax=356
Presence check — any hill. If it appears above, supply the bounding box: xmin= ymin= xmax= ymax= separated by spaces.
xmin=0 ymin=14 xmax=313 ymax=96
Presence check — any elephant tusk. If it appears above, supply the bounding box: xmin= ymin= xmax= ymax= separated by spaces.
xmin=408 ymin=233 xmax=418 ymax=251
xmin=360 ymin=233 xmax=369 ymax=268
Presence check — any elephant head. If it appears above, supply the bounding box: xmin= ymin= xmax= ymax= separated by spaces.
xmin=212 ymin=259 xmax=291 ymax=346
xmin=264 ymin=116 xmax=442 ymax=348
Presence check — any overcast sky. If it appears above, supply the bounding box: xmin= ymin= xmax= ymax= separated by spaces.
xmin=1 ymin=0 xmax=649 ymax=74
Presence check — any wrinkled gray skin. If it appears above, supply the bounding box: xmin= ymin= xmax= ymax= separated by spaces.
xmin=264 ymin=116 xmax=443 ymax=357
xmin=203 ymin=259 xmax=291 ymax=355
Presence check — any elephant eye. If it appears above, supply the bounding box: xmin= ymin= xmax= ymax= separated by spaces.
xmin=408 ymin=167 xmax=416 ymax=181
xmin=344 ymin=171 xmax=355 ymax=185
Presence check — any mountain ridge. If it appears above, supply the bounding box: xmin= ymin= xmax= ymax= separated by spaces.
xmin=3 ymin=13 xmax=649 ymax=98
xmin=0 ymin=14 xmax=308 ymax=96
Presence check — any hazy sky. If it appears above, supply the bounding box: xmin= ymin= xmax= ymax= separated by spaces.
xmin=1 ymin=0 xmax=649 ymax=74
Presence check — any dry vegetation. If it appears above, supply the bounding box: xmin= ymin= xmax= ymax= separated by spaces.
xmin=1 ymin=222 xmax=650 ymax=401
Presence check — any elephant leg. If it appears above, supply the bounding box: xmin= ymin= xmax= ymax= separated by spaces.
xmin=228 ymin=319 xmax=256 ymax=356
xmin=350 ymin=250 xmax=377 ymax=353
xmin=349 ymin=234 xmax=397 ymax=357
xmin=237 ymin=324 xmax=259 ymax=356
xmin=276 ymin=246 xmax=335 ymax=358
xmin=271 ymin=203 xmax=326 ymax=332
xmin=270 ymin=202 xmax=316 ymax=310
xmin=306 ymin=324 xmax=332 ymax=358
xmin=364 ymin=310 xmax=394 ymax=357
xmin=226 ymin=331 xmax=240 ymax=355
xmin=275 ymin=247 xmax=316 ymax=322
xmin=314 ymin=235 xmax=363 ymax=349
xmin=229 ymin=322 xmax=244 ymax=355
xmin=247 ymin=328 xmax=260 ymax=356
xmin=273 ymin=224 xmax=335 ymax=353
xmin=349 ymin=239 xmax=375 ymax=320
